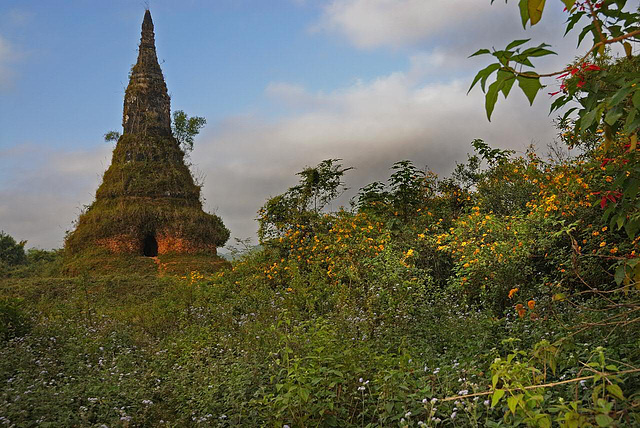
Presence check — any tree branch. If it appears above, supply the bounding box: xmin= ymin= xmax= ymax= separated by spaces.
xmin=440 ymin=368 xmax=640 ymax=402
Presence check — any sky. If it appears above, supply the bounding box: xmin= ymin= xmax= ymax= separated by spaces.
xmin=0 ymin=0 xmax=599 ymax=250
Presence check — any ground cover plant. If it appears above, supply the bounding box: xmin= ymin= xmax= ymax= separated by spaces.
xmin=1 ymin=1 xmax=639 ymax=426
xmin=1 ymin=129 xmax=639 ymax=426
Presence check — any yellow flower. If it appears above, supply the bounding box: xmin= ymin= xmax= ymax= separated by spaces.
xmin=600 ymin=241 xmax=606 ymax=247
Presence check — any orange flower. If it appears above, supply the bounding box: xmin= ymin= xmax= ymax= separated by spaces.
xmin=515 ymin=304 xmax=526 ymax=318
xmin=527 ymin=300 xmax=536 ymax=310
xmin=508 ymin=288 xmax=519 ymax=299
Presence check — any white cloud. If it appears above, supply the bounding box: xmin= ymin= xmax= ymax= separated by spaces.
xmin=313 ymin=0 xmax=578 ymax=71
xmin=315 ymin=0 xmax=503 ymax=49
xmin=0 ymin=144 xmax=111 ymax=249
xmin=194 ymin=63 xmax=559 ymax=245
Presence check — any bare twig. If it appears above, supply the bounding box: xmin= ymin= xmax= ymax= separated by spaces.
xmin=440 ymin=368 xmax=640 ymax=402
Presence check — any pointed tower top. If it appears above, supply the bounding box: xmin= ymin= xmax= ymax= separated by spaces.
xmin=143 ymin=9 xmax=153 ymax=28
xmin=141 ymin=10 xmax=155 ymax=48
xmin=122 ymin=10 xmax=172 ymax=136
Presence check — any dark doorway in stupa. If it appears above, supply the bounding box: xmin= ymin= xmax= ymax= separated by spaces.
xmin=143 ymin=234 xmax=158 ymax=257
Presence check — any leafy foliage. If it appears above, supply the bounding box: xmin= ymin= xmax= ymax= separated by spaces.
xmin=475 ymin=1 xmax=640 ymax=241
xmin=2 ymin=136 xmax=640 ymax=424
xmin=0 ymin=297 xmax=30 ymax=341
xmin=258 ymin=159 xmax=352 ymax=242
xmin=103 ymin=130 xmax=121 ymax=143
xmin=0 ymin=231 xmax=26 ymax=267
xmin=103 ymin=109 xmax=206 ymax=155
xmin=171 ymin=110 xmax=206 ymax=154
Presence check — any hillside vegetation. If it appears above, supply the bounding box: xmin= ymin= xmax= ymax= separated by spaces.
xmin=1 ymin=127 xmax=639 ymax=426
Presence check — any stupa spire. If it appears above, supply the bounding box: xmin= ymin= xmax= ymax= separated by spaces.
xmin=64 ymin=9 xmax=229 ymax=260
xmin=122 ymin=10 xmax=172 ymax=136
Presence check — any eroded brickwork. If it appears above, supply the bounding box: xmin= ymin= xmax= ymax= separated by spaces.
xmin=96 ymin=235 xmax=142 ymax=254
xmin=64 ymin=10 xmax=229 ymax=258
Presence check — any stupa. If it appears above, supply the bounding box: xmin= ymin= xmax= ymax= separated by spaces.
xmin=65 ymin=10 xmax=229 ymax=257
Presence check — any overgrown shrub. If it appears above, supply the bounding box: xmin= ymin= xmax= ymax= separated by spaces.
xmin=0 ymin=231 xmax=27 ymax=267
xmin=0 ymin=297 xmax=30 ymax=341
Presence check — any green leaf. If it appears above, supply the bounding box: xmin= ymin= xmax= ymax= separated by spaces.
xmin=614 ymin=264 xmax=626 ymax=285
xmin=497 ymin=70 xmax=516 ymax=98
xmin=604 ymin=107 xmax=623 ymax=126
xmin=625 ymin=217 xmax=640 ymax=239
xmin=624 ymin=108 xmax=640 ymax=135
xmin=624 ymin=178 xmax=639 ymax=200
xmin=470 ymin=48 xmax=491 ymax=58
xmin=528 ymin=0 xmax=546 ymax=25
xmin=492 ymin=389 xmax=506 ymax=407
xmin=608 ymin=25 xmax=623 ymax=38
xmin=578 ymin=23 xmax=595 ymax=47
xmin=539 ymin=415 xmax=552 ymax=428
xmin=468 ymin=63 xmax=501 ymax=94
xmin=299 ymin=387 xmax=310 ymax=402
xmin=486 ymin=80 xmax=502 ymax=121
xmin=511 ymin=54 xmax=535 ymax=67
xmin=595 ymin=413 xmax=614 ymax=426
xmin=560 ymin=106 xmax=577 ymax=120
xmin=609 ymin=86 xmax=632 ymax=108
xmin=565 ymin=11 xmax=584 ymax=36
xmin=561 ymin=0 xmax=576 ymax=10
xmin=606 ymin=384 xmax=625 ymax=400
xmin=550 ymin=96 xmax=569 ymax=114
xmin=518 ymin=0 xmax=530 ymax=28
xmin=580 ymin=107 xmax=601 ymax=132
xmin=492 ymin=374 xmax=499 ymax=388
xmin=526 ymin=47 xmax=556 ymax=57
xmin=517 ymin=74 xmax=542 ymax=105
xmin=494 ymin=50 xmax=511 ymax=66
xmin=520 ymin=44 xmax=556 ymax=57
xmin=506 ymin=39 xmax=531 ymax=50
xmin=507 ymin=395 xmax=520 ymax=414
xmin=632 ymin=90 xmax=640 ymax=109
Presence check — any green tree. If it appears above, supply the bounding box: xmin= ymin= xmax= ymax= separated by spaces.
xmin=172 ymin=110 xmax=206 ymax=154
xmin=103 ymin=130 xmax=121 ymax=143
xmin=472 ymin=0 xmax=640 ymax=237
xmin=258 ymin=159 xmax=352 ymax=242
xmin=0 ymin=231 xmax=27 ymax=267
xmin=103 ymin=110 xmax=206 ymax=155
xmin=472 ymin=1 xmax=638 ymax=134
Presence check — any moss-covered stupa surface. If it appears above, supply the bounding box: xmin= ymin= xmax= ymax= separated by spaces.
xmin=65 ymin=10 xmax=229 ymax=260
